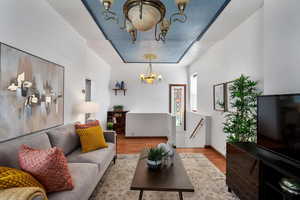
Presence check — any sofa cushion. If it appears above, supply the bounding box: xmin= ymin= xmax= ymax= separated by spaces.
xmin=46 ymin=124 xmax=80 ymax=155
xmin=67 ymin=143 xmax=116 ymax=170
xmin=47 ymin=163 xmax=99 ymax=200
xmin=0 ymin=133 xmax=51 ymax=169
xmin=19 ymin=145 xmax=74 ymax=193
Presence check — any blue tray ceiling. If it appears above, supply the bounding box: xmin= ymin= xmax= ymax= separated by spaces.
xmin=82 ymin=0 xmax=231 ymax=63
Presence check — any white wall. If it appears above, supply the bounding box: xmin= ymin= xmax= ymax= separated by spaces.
xmin=0 ymin=0 xmax=111 ymax=127
xmin=188 ymin=8 xmax=264 ymax=155
xmin=176 ymin=112 xmax=210 ymax=148
xmin=264 ymin=0 xmax=300 ymax=95
xmin=126 ymin=113 xmax=175 ymax=138
xmin=110 ymin=64 xmax=187 ymax=113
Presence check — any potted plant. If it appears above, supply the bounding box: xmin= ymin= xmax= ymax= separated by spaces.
xmin=224 ymin=74 xmax=261 ymax=196
xmin=107 ymin=122 xmax=114 ymax=130
xmin=223 ymin=74 xmax=261 ymax=143
xmin=113 ymin=105 xmax=124 ymax=112
xmin=146 ymin=147 xmax=167 ymax=170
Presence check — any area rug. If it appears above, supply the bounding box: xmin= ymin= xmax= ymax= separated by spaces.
xmin=89 ymin=154 xmax=238 ymax=200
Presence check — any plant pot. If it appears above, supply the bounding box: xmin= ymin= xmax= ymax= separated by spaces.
xmin=147 ymin=159 xmax=162 ymax=170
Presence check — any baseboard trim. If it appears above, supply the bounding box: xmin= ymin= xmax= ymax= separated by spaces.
xmin=205 ymin=145 xmax=226 ymax=158
xmin=123 ymin=136 xmax=168 ymax=140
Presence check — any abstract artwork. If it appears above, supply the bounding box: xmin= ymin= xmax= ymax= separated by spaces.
xmin=0 ymin=43 xmax=64 ymax=142
xmin=213 ymin=83 xmax=226 ymax=112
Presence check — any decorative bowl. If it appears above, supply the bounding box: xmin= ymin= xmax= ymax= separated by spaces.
xmin=147 ymin=159 xmax=162 ymax=170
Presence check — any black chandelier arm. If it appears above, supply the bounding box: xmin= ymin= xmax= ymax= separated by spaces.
xmin=129 ymin=30 xmax=137 ymax=44
xmin=170 ymin=12 xmax=187 ymax=24
xmin=120 ymin=17 xmax=126 ymax=30
xmin=154 ymin=24 xmax=161 ymax=41
xmin=154 ymin=24 xmax=167 ymax=42
xmin=160 ymin=33 xmax=166 ymax=42
xmin=140 ymin=0 xmax=145 ymax=20
xmin=102 ymin=10 xmax=119 ymax=24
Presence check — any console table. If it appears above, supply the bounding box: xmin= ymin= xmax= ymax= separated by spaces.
xmin=227 ymin=143 xmax=300 ymax=200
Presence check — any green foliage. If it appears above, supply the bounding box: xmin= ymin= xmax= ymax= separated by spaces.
xmin=107 ymin=122 xmax=114 ymax=130
xmin=113 ymin=105 xmax=124 ymax=111
xmin=147 ymin=147 xmax=167 ymax=161
xmin=217 ymin=100 xmax=225 ymax=109
xmin=223 ymin=74 xmax=262 ymax=143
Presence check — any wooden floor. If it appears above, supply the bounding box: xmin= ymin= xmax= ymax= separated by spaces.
xmin=117 ymin=135 xmax=226 ymax=173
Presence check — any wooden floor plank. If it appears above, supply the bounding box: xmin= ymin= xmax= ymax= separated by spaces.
xmin=117 ymin=135 xmax=226 ymax=174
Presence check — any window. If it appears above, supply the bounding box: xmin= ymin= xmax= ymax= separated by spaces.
xmin=190 ymin=73 xmax=198 ymax=112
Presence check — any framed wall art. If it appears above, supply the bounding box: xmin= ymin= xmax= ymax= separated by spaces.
xmin=225 ymin=81 xmax=235 ymax=112
xmin=0 ymin=43 xmax=64 ymax=142
xmin=213 ymin=83 xmax=226 ymax=112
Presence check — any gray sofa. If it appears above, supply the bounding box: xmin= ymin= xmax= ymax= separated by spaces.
xmin=0 ymin=124 xmax=117 ymax=200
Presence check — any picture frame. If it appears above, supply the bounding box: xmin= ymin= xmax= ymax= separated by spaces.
xmin=225 ymin=81 xmax=235 ymax=112
xmin=0 ymin=42 xmax=64 ymax=142
xmin=213 ymin=83 xmax=226 ymax=111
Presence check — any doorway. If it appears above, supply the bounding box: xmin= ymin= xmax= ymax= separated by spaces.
xmin=169 ymin=84 xmax=187 ymax=131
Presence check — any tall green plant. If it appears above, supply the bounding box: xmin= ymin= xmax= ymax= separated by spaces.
xmin=223 ymin=75 xmax=261 ymax=143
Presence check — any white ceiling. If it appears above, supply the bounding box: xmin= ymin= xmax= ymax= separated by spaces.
xmin=46 ymin=0 xmax=263 ymax=67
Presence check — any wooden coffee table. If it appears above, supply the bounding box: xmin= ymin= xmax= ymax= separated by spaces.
xmin=130 ymin=149 xmax=194 ymax=200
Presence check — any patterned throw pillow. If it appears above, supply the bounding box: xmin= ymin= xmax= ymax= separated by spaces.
xmin=0 ymin=167 xmax=44 ymax=190
xmin=18 ymin=145 xmax=74 ymax=193
xmin=75 ymin=120 xmax=100 ymax=129
xmin=75 ymin=120 xmax=108 ymax=153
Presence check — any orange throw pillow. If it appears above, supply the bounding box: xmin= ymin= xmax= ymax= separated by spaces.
xmin=75 ymin=120 xmax=108 ymax=153
xmin=19 ymin=145 xmax=74 ymax=193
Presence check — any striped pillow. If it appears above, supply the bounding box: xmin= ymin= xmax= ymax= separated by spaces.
xmin=75 ymin=120 xmax=100 ymax=129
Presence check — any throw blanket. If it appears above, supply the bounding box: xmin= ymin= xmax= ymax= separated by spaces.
xmin=0 ymin=187 xmax=48 ymax=200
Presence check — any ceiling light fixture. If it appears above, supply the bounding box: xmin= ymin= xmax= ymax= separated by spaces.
xmin=140 ymin=54 xmax=162 ymax=84
xmin=100 ymin=0 xmax=190 ymax=43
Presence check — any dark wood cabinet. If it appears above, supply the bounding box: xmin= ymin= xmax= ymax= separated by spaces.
xmin=227 ymin=143 xmax=260 ymax=200
xmin=227 ymin=143 xmax=300 ymax=200
xmin=107 ymin=111 xmax=128 ymax=135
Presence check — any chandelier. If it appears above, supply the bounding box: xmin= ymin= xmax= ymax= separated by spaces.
xmin=140 ymin=54 xmax=162 ymax=84
xmin=100 ymin=0 xmax=190 ymax=42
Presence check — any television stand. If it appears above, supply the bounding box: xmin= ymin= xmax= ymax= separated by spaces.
xmin=226 ymin=143 xmax=300 ymax=200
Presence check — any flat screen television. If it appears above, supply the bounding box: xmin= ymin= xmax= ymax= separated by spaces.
xmin=257 ymin=94 xmax=300 ymax=164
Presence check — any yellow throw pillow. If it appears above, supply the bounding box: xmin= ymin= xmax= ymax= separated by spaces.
xmin=76 ymin=125 xmax=108 ymax=153
xmin=0 ymin=167 xmax=45 ymax=190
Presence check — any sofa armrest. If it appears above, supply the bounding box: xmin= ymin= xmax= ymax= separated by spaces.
xmin=104 ymin=130 xmax=116 ymax=144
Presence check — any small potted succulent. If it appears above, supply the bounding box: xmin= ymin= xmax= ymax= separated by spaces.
xmin=107 ymin=122 xmax=114 ymax=130
xmin=146 ymin=147 xmax=167 ymax=170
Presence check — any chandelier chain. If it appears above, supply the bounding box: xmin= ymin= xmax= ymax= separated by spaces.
xmin=139 ymin=0 xmax=143 ymax=20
